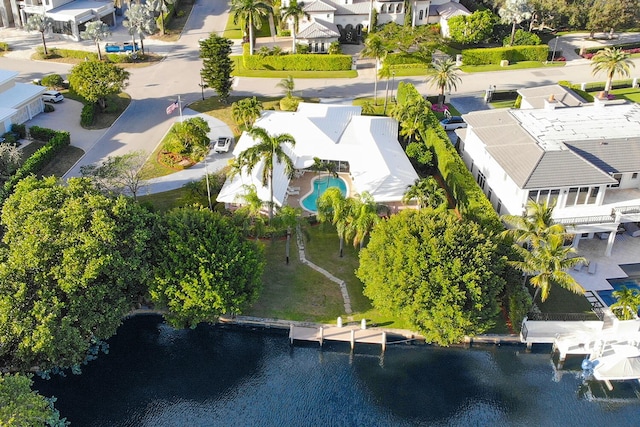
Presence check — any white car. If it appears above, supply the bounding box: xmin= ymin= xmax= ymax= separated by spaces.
xmin=42 ymin=90 xmax=64 ymax=103
xmin=439 ymin=116 xmax=467 ymax=131
xmin=213 ymin=136 xmax=232 ymax=153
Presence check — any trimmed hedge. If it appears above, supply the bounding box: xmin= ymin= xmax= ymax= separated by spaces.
xmin=384 ymin=52 xmax=429 ymax=66
xmin=81 ymin=104 xmax=96 ymax=127
xmin=3 ymin=127 xmax=70 ymax=198
xmin=243 ymin=43 xmax=352 ymax=71
xmin=461 ymin=45 xmax=548 ymax=65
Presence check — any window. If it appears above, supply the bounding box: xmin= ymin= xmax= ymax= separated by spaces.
xmin=314 ymin=43 xmax=319 ymax=53
xmin=549 ymin=189 xmax=560 ymax=207
xmin=487 ymin=190 xmax=492 ymax=202
xmin=496 ymin=200 xmax=502 ymax=214
xmin=588 ymin=186 xmax=599 ymax=204
xmin=321 ymin=42 xmax=325 ymax=52
xmin=610 ymin=173 xmax=622 ymax=188
xmin=633 ymin=173 xmax=639 ymax=179
xmin=381 ymin=4 xmax=386 ymax=13
xmin=419 ymin=10 xmax=423 ymax=20
xmin=477 ymin=172 xmax=486 ymax=190
xmin=396 ymin=3 xmax=402 ymax=13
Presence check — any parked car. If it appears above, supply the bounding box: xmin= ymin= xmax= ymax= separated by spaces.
xmin=42 ymin=90 xmax=64 ymax=103
xmin=213 ymin=136 xmax=233 ymax=153
xmin=439 ymin=116 xmax=467 ymax=131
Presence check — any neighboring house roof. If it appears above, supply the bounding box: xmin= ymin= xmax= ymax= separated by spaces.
xmin=0 ymin=69 xmax=18 ymax=86
xmin=463 ymin=103 xmax=640 ymax=189
xmin=217 ymin=103 xmax=419 ymax=207
xmin=303 ymin=0 xmax=337 ymax=13
xmin=0 ymin=82 xmax=46 ymax=109
xmin=0 ymin=107 xmax=16 ymax=123
xmin=41 ymin=0 xmax=114 ymax=23
xmin=297 ymin=18 xmax=340 ymax=39
xmin=331 ymin=1 xmax=372 ymax=15
xmin=517 ymin=84 xmax=586 ymax=109
xmin=435 ymin=2 xmax=470 ymax=19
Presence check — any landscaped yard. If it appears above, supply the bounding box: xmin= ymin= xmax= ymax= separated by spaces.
xmin=230 ymin=56 xmax=358 ymax=79
xmin=223 ymin=14 xmax=271 ymax=40
xmin=19 ymin=141 xmax=84 ymax=178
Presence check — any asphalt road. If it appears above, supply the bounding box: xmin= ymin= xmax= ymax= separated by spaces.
xmin=1 ymin=5 xmax=640 ymax=186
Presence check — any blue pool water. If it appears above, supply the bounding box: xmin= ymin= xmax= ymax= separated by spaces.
xmin=301 ymin=176 xmax=347 ymax=212
xmin=597 ymin=279 xmax=640 ymax=307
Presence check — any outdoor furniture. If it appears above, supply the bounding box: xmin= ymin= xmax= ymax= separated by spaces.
xmin=588 ymin=262 xmax=598 ymax=275
xmin=623 ymin=222 xmax=640 ymax=237
xmin=573 ymin=262 xmax=583 ymax=272
xmin=287 ymin=188 xmax=299 ymax=196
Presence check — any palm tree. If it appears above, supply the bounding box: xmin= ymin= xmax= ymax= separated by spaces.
xmin=610 ymin=286 xmax=640 ymax=320
xmin=498 ymin=0 xmax=533 ymax=46
xmin=235 ymin=126 xmax=296 ymax=221
xmin=274 ymin=205 xmax=302 ymax=264
xmin=276 ymin=75 xmax=295 ymax=98
xmin=591 ymin=47 xmax=635 ymax=96
xmin=360 ymin=34 xmax=388 ymax=105
xmin=509 ymin=233 xmax=586 ymax=303
xmin=391 ymin=97 xmax=430 ymax=142
xmin=349 ymin=192 xmax=379 ymax=249
xmin=235 ymin=184 xmax=267 ymax=239
xmin=123 ymin=3 xmax=157 ymax=55
xmin=230 ymin=0 xmax=273 ymax=56
xmin=500 ymin=199 xmax=566 ymax=249
xmin=402 ymin=177 xmax=447 ymax=210
xmin=80 ymin=21 xmax=112 ymax=61
xmin=360 ymin=100 xmax=375 ymax=115
xmin=280 ymin=0 xmax=309 ymax=54
xmin=378 ymin=66 xmax=393 ymax=114
xmin=24 ymin=12 xmax=53 ymax=56
xmin=231 ymin=97 xmax=263 ymax=130
xmin=146 ymin=0 xmax=175 ymax=36
xmin=425 ymin=58 xmax=462 ymax=108
xmin=317 ymin=187 xmax=350 ymax=257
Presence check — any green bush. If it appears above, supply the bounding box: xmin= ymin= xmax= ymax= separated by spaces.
xmin=462 ymin=45 xmax=548 ymax=65
xmin=279 ymin=29 xmax=291 ymax=37
xmin=503 ymin=29 xmax=542 ymax=47
xmin=3 ymin=128 xmax=70 ymax=198
xmin=1 ymin=132 xmax=17 ymax=146
xmin=328 ymin=41 xmax=342 ymax=55
xmin=243 ymin=43 xmax=352 ymax=70
xmin=385 ymin=52 xmax=429 ymax=66
xmin=279 ymin=96 xmax=301 ymax=111
xmin=41 ymin=74 xmax=64 ymax=89
xmin=11 ymin=124 xmax=26 ymax=139
xmin=296 ymin=44 xmax=310 ymax=54
xmin=0 ymin=42 xmax=9 ymax=52
xmin=44 ymin=104 xmax=55 ymax=113
xmin=81 ymin=104 xmax=96 ymax=127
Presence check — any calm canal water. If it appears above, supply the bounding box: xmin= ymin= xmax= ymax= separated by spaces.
xmin=34 ymin=315 xmax=640 ymax=426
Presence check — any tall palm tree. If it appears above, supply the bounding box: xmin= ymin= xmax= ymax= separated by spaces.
xmin=500 ymin=199 xmax=566 ymax=249
xmin=274 ymin=205 xmax=302 ymax=264
xmin=425 ymin=58 xmax=462 ymax=108
xmin=146 ymin=0 xmax=175 ymax=36
xmin=235 ymin=126 xmax=296 ymax=221
xmin=591 ymin=47 xmax=635 ymax=96
xmin=317 ymin=187 xmax=350 ymax=257
xmin=611 ymin=286 xmax=640 ymax=320
xmin=123 ymin=3 xmax=157 ymax=54
xmin=349 ymin=192 xmax=379 ymax=249
xmin=378 ymin=66 xmax=393 ymax=114
xmin=231 ymin=97 xmax=263 ymax=130
xmin=24 ymin=12 xmax=53 ymax=56
xmin=230 ymin=0 xmax=273 ymax=56
xmin=361 ymin=34 xmax=388 ymax=105
xmin=80 ymin=21 xmax=111 ymax=61
xmin=402 ymin=177 xmax=447 ymax=210
xmin=280 ymin=0 xmax=309 ymax=54
xmin=509 ymin=233 xmax=586 ymax=303
xmin=235 ymin=184 xmax=267 ymax=239
xmin=391 ymin=97 xmax=430 ymax=142
xmin=276 ymin=75 xmax=295 ymax=98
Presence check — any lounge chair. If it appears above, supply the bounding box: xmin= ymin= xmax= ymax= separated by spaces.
xmin=588 ymin=262 xmax=597 ymax=275
xmin=573 ymin=262 xmax=583 ymax=272
xmin=287 ymin=189 xmax=300 ymax=196
xmin=623 ymin=222 xmax=640 ymax=237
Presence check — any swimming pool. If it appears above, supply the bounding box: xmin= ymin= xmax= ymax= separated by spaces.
xmin=301 ymin=176 xmax=348 ymax=212
xmin=597 ymin=279 xmax=640 ymax=307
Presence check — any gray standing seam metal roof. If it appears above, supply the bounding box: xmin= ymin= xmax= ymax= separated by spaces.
xmin=565 ymin=139 xmax=640 ymax=174
xmin=304 ymin=0 xmax=337 ymax=12
xmin=297 ymin=18 xmax=341 ymax=39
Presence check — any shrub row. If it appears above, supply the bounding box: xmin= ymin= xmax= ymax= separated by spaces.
xmin=35 ymin=47 xmax=139 ymax=63
xmin=461 ymin=45 xmax=548 ymax=65
xmin=81 ymin=104 xmax=96 ymax=127
xmin=243 ymin=44 xmax=352 ymax=71
xmin=3 ymin=127 xmax=70 ymax=198
xmin=384 ymin=52 xmax=429 ymax=66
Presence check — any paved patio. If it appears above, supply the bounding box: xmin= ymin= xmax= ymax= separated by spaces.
xmin=571 ymin=233 xmax=640 ymax=292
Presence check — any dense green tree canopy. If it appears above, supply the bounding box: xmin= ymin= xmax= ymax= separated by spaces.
xmin=448 ymin=10 xmax=496 ymax=45
xmin=0 ymin=177 xmax=155 ymax=370
xmin=68 ymin=61 xmax=129 ymax=111
xmin=0 ymin=373 xmax=63 ymax=427
xmin=150 ymin=207 xmax=265 ymax=328
xmin=357 ymin=209 xmax=506 ymax=345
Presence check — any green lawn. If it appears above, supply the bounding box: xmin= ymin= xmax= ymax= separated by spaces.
xmin=490 ymin=99 xmax=517 ymax=109
xmin=223 ymin=14 xmax=271 ymax=39
xmin=19 ymin=141 xmax=85 ymax=178
xmin=138 ymin=187 xmax=189 ymax=212
xmin=231 ymin=56 xmax=358 ymax=79
xmin=605 ymin=87 xmax=640 ymax=103
xmin=528 ymin=283 xmax=597 ymax=318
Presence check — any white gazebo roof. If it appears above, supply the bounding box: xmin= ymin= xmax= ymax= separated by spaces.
xmin=217 ymin=103 xmax=418 ymax=207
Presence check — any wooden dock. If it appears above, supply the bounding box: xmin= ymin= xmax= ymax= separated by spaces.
xmin=289 ymin=324 xmax=387 ymax=351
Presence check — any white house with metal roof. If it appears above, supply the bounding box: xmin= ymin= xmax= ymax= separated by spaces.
xmin=459 ymin=85 xmax=640 ymax=256
xmin=281 ymin=0 xmax=469 ymax=51
xmin=217 ymin=103 xmax=419 ymax=210
xmin=0 ymin=69 xmax=47 ymax=134
xmin=4 ymin=0 xmax=115 ymax=41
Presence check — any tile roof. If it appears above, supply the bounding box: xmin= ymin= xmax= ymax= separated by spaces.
xmin=297 ymin=18 xmax=340 ymax=39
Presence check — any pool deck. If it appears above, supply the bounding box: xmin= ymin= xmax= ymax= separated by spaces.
xmin=571 ymin=233 xmax=640 ymax=294
xmin=286 ymin=172 xmax=354 ymax=215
